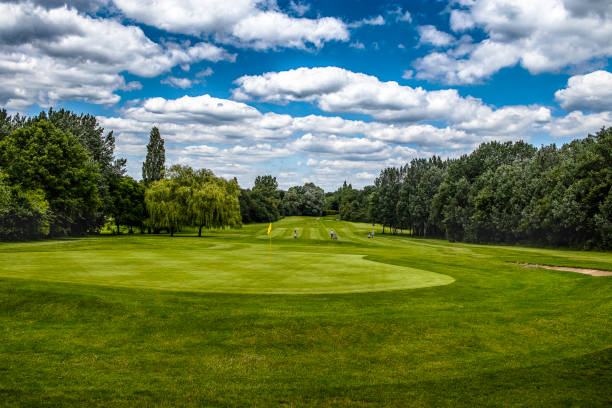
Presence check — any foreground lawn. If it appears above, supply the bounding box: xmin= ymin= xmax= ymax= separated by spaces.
xmin=1 ymin=217 xmax=611 ymax=406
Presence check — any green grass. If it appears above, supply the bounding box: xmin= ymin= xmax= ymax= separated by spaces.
xmin=1 ymin=216 xmax=611 ymax=406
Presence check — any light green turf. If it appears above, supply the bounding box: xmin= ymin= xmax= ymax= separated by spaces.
xmin=0 ymin=217 xmax=454 ymax=293
xmin=0 ymin=242 xmax=453 ymax=294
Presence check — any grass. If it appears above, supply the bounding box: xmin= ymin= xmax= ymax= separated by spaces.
xmin=1 ymin=216 xmax=611 ymax=406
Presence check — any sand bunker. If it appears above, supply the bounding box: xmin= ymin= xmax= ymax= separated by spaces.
xmin=512 ymin=262 xmax=612 ymax=276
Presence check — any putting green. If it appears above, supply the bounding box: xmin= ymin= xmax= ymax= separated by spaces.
xmin=0 ymin=239 xmax=453 ymax=294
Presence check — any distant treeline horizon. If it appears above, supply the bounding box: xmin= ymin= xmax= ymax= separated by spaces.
xmin=1 ymin=108 xmax=610 ymax=249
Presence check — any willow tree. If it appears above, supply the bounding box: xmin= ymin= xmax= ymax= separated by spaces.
xmin=189 ymin=179 xmax=241 ymax=236
xmin=145 ymin=165 xmax=241 ymax=237
xmin=144 ymin=178 xmax=188 ymax=237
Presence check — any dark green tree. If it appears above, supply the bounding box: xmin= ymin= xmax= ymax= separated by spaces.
xmin=142 ymin=127 xmax=165 ymax=186
xmin=0 ymin=121 xmax=101 ymax=236
xmin=110 ymin=176 xmax=146 ymax=234
xmin=0 ymin=171 xmax=50 ymax=241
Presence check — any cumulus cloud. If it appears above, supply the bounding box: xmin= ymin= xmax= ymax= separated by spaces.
xmin=0 ymin=2 xmax=233 ymax=108
xmin=546 ymin=111 xmax=612 ymax=138
xmin=414 ymin=0 xmax=612 ymax=84
xmin=291 ymin=133 xmax=387 ymax=156
xmin=555 ymin=70 xmax=612 ymax=112
xmin=417 ymin=25 xmax=455 ymax=47
xmin=112 ymin=0 xmax=349 ymax=50
xmin=232 ymin=66 xmax=551 ymax=132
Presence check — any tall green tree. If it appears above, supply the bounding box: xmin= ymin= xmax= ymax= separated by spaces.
xmin=239 ymin=175 xmax=281 ymax=223
xmin=0 ymin=171 xmax=50 ymax=241
xmin=1 ymin=108 xmax=125 ymax=231
xmin=109 ymin=176 xmax=146 ymax=234
xmin=142 ymin=127 xmax=165 ymax=186
xmin=0 ymin=121 xmax=101 ymax=236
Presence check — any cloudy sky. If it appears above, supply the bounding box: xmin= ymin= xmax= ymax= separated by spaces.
xmin=3 ymin=0 xmax=612 ymax=190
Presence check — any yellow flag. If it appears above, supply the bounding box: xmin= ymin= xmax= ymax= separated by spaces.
xmin=267 ymin=223 xmax=272 ymax=235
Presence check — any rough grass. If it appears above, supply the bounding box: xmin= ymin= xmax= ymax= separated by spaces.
xmin=1 ymin=216 xmax=611 ymax=407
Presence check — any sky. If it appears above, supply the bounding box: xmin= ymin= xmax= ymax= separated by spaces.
xmin=2 ymin=0 xmax=612 ymax=191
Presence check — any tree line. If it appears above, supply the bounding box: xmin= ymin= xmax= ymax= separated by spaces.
xmin=366 ymin=128 xmax=611 ymax=249
xmin=1 ymin=107 xmax=609 ymax=248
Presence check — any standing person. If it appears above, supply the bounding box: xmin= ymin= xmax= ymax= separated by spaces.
xmin=368 ymin=232 xmax=371 ymax=239
xmin=294 ymin=229 xmax=297 ymax=239
xmin=371 ymin=230 xmax=375 ymax=238
xmin=330 ymin=229 xmax=334 ymax=239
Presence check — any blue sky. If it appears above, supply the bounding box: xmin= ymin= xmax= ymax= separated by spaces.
xmin=3 ymin=0 xmax=612 ymax=190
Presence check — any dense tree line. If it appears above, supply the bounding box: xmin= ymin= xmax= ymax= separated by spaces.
xmin=368 ymin=128 xmax=611 ymax=249
xmin=282 ymin=183 xmax=325 ymax=217
xmin=239 ymin=177 xmax=327 ymax=223
xmin=325 ymin=181 xmax=374 ymax=222
xmin=239 ymin=175 xmax=282 ymax=223
xmin=0 ymin=109 xmax=241 ymax=240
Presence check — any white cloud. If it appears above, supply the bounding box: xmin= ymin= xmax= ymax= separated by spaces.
xmin=230 ymin=11 xmax=349 ymax=50
xmin=196 ymin=67 xmax=214 ymax=77
xmin=289 ymin=1 xmax=310 ymax=16
xmin=415 ymin=0 xmax=612 ymax=84
xmin=356 ymin=172 xmax=376 ymax=180
xmin=161 ymin=76 xmax=197 ymax=89
xmin=546 ymin=111 xmax=612 ymax=138
xmin=388 ymin=7 xmax=412 ymax=23
xmin=232 ymin=66 xmax=550 ymax=130
xmin=0 ymin=2 xmax=233 ymax=108
xmin=348 ymin=15 xmax=385 ymax=28
xmin=350 ymin=41 xmax=365 ymax=50
xmin=555 ymin=70 xmax=612 ymax=112
xmin=417 ymin=25 xmax=455 ymax=47
xmin=290 ymin=133 xmax=387 ymax=155
xmin=112 ymin=0 xmax=349 ymax=51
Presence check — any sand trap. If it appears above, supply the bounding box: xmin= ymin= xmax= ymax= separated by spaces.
xmin=512 ymin=262 xmax=612 ymax=276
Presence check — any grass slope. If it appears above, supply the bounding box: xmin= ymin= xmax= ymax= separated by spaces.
xmin=1 ymin=216 xmax=611 ymax=406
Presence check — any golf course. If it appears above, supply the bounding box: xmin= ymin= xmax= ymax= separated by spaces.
xmin=1 ymin=216 xmax=611 ymax=406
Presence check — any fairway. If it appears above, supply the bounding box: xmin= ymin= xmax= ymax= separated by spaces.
xmin=1 ymin=216 xmax=611 ymax=406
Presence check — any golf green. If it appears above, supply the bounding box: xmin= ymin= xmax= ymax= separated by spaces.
xmin=0 ymin=240 xmax=453 ymax=294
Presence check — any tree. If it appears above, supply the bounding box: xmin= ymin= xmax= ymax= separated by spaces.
xmin=110 ymin=176 xmax=146 ymax=234
xmin=145 ymin=165 xmax=242 ymax=236
xmin=34 ymin=108 xmax=126 ymax=230
xmin=190 ymin=178 xmax=241 ymax=236
xmin=374 ymin=167 xmax=402 ymax=233
xmin=0 ymin=171 xmax=50 ymax=241
xmin=145 ymin=178 xmax=186 ymax=237
xmin=281 ymin=183 xmax=325 ymax=217
xmin=239 ymin=175 xmax=281 ymax=223
xmin=253 ymin=175 xmax=279 ymax=197
xmin=1 ymin=108 xmax=125 ymax=232
xmin=142 ymin=127 xmax=165 ymax=186
xmin=0 ymin=121 xmax=101 ymax=236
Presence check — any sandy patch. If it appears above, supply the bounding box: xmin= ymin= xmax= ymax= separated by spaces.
xmin=511 ymin=262 xmax=612 ymax=276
